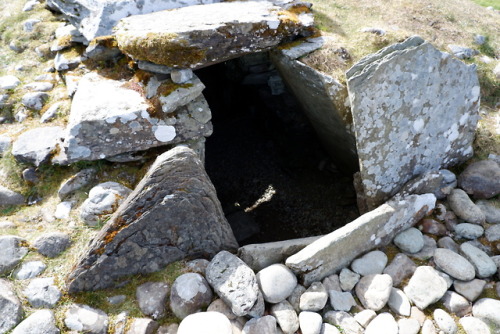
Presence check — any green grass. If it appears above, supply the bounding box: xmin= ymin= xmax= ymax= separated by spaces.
xmin=472 ymin=0 xmax=500 ymax=10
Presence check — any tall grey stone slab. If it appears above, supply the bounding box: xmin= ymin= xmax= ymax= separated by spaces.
xmin=347 ymin=36 xmax=480 ymax=210
xmin=285 ymin=194 xmax=435 ymax=285
xmin=46 ymin=0 xmax=223 ymax=42
xmin=114 ymin=1 xmax=314 ymax=69
xmin=66 ymin=146 xmax=238 ymax=292
xmin=270 ymin=47 xmax=358 ymax=173
xmin=62 ymin=72 xmax=212 ymax=163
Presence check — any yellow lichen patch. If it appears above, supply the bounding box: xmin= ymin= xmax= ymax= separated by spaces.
xmin=116 ymin=32 xmax=206 ymax=68
xmin=56 ymin=34 xmax=73 ymax=48
xmin=131 ymin=70 xmax=153 ymax=85
xmin=156 ymin=81 xmax=193 ymax=97
xmin=89 ymin=35 xmax=118 ymax=49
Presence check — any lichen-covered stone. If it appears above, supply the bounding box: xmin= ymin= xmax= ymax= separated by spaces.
xmin=62 ymin=72 xmax=212 ymax=163
xmin=115 ymin=1 xmax=314 ymax=69
xmin=285 ymin=194 xmax=435 ymax=285
xmin=66 ymin=146 xmax=237 ymax=292
xmin=347 ymin=36 xmax=479 ymax=210
xmin=47 ymin=0 xmax=222 ymax=42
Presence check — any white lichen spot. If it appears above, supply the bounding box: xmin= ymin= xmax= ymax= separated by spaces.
xmin=154 ymin=125 xmax=176 ymax=142
xmin=411 ymin=73 xmax=418 ymax=80
xmin=471 ymin=86 xmax=480 ymax=101
xmin=267 ymin=20 xmax=280 ymax=29
xmin=99 ymin=154 xmax=105 ymax=159
xmin=109 ymin=128 xmax=119 ymax=135
xmin=413 ymin=118 xmax=424 ymax=132
xmin=105 ymin=117 xmax=117 ymax=124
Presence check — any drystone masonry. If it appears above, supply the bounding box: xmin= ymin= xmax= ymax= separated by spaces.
xmin=347 ymin=36 xmax=480 ymax=210
xmin=66 ymin=146 xmax=238 ymax=292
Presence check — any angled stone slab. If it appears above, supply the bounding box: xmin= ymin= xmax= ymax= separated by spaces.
xmin=115 ymin=1 xmax=314 ymax=69
xmin=66 ymin=146 xmax=238 ymax=292
xmin=285 ymin=194 xmax=435 ymax=286
xmin=61 ymin=72 xmax=212 ymax=163
xmin=347 ymin=36 xmax=480 ymax=210
xmin=46 ymin=0 xmax=222 ymax=42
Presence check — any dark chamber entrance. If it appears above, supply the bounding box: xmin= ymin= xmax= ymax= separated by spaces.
xmin=196 ymin=54 xmax=359 ymax=245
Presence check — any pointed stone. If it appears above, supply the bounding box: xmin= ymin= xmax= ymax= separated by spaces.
xmin=66 ymin=147 xmax=237 ymax=292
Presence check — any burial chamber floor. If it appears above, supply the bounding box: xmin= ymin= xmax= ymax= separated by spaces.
xmin=197 ymin=59 xmax=360 ymax=245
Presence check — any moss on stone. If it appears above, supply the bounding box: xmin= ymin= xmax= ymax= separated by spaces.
xmin=89 ymin=35 xmax=118 ymax=49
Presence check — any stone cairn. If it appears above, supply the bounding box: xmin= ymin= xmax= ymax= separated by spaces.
xmin=0 ymin=0 xmax=499 ymax=333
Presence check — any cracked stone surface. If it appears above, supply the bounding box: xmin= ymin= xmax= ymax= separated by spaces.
xmin=114 ymin=1 xmax=313 ymax=69
xmin=66 ymin=146 xmax=238 ymax=292
xmin=61 ymin=72 xmax=212 ymax=163
xmin=346 ymin=36 xmax=479 ymax=210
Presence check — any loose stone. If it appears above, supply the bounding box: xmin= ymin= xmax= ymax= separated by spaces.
xmin=364 ymin=313 xmax=398 ymax=334
xmin=387 ymin=288 xmax=411 ymax=316
xmin=421 ymin=319 xmax=437 ymax=334
xmin=409 ymin=235 xmax=437 ymax=260
xmin=403 ymin=266 xmax=448 ymax=309
xmin=21 ymin=92 xmax=49 ymax=110
xmin=383 ymin=253 xmax=417 ymax=287
xmin=476 ymin=199 xmax=500 ymax=224
xmin=458 ymin=160 xmax=500 ymax=199
xmin=322 ymin=274 xmax=341 ymax=292
xmin=23 ymin=277 xmax=61 ymax=308
xmin=397 ymin=318 xmax=420 ymax=334
xmin=136 ymin=282 xmax=169 ymax=320
xmin=441 ymin=291 xmax=471 ymax=317
xmin=355 ymin=274 xmax=392 ymax=311
xmin=486 ymin=224 xmax=500 ymax=242
xmin=460 ymin=242 xmax=497 ymax=278
xmin=64 ymin=304 xmax=108 ymax=334
xmin=433 ymin=309 xmax=458 ymax=334
xmin=437 ymin=236 xmax=460 ymax=253
xmin=393 ymin=227 xmax=424 ymax=253
xmin=454 ymin=223 xmax=484 ymax=240
xmin=321 ymin=323 xmax=341 ymax=334
xmin=339 ymin=268 xmax=360 ymax=291
xmin=270 ymin=301 xmax=299 ymax=334
xmin=11 ymin=309 xmax=59 ymax=334
xmin=453 ymin=279 xmax=486 ymax=301
xmin=448 ymin=189 xmax=485 ymax=224
xmin=207 ymin=299 xmax=236 ymax=320
xmin=257 ymin=264 xmax=297 ymax=303
xmin=58 ymin=168 xmax=96 ymax=200
xmin=169 ymin=273 xmax=213 ymax=319
xmin=324 ymin=311 xmax=363 ymax=334
xmin=351 ymin=250 xmax=388 ymax=276
xmin=419 ymin=218 xmax=447 ymax=236
xmin=328 ymin=290 xmax=356 ymax=312
xmin=177 ymin=312 xmax=232 ymax=334
xmin=33 ymin=232 xmax=71 ymax=258
xmin=299 ymin=311 xmax=323 ymax=334
xmin=410 ymin=306 xmax=426 ymax=326
xmin=0 ymin=279 xmax=23 ymax=333
xmin=242 ymin=315 xmax=277 ymax=334
xmin=13 ymin=260 xmax=46 ymax=280
xmin=299 ymin=282 xmax=328 ymax=312
xmin=0 ymin=235 xmax=29 ymax=275
xmin=459 ymin=316 xmax=491 ymax=334
xmin=287 ymin=284 xmax=306 ymax=313
xmin=433 ymin=248 xmax=475 ymax=281
xmin=472 ymin=298 xmax=500 ymax=330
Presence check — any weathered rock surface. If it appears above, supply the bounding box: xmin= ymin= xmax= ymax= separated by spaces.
xmin=11 ymin=309 xmax=60 ymax=334
xmin=271 ymin=41 xmax=358 ymax=174
xmin=206 ymin=251 xmax=258 ymax=317
xmin=286 ymin=194 xmax=435 ymax=285
xmin=66 ymin=147 xmax=237 ymax=292
xmin=0 ymin=236 xmax=28 ymax=275
xmin=458 ymin=160 xmax=500 ymax=199
xmin=23 ymin=277 xmax=61 ymax=308
xmin=47 ymin=0 xmax=223 ymax=42
xmin=460 ymin=242 xmax=497 ymax=278
xmin=12 ymin=127 xmax=63 ymax=166
xmin=79 ymin=182 xmax=132 ymax=226
xmin=448 ymin=189 xmax=485 ymax=224
xmin=62 ymin=73 xmax=211 ymax=163
xmin=347 ymin=36 xmax=479 ymax=209
xmin=13 ymin=260 xmax=46 ymax=280
xmin=237 ymin=236 xmax=320 ymax=272
xmin=394 ymin=169 xmax=457 ymax=200
xmin=453 ymin=279 xmax=486 ymax=302
xmin=433 ymin=248 xmax=475 ymax=281
xmin=33 ymin=232 xmax=71 ymax=258
xmin=136 ymin=282 xmax=169 ymax=320
xmin=0 ymin=186 xmax=25 ymax=207
xmin=242 ymin=315 xmax=277 ymax=334
xmin=115 ymin=1 xmax=313 ymax=69
xmin=58 ymin=168 xmax=95 ymax=200
xmin=0 ymin=279 xmax=23 ymax=334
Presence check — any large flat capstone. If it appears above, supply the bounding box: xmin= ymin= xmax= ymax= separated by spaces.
xmin=285 ymin=194 xmax=436 ymax=285
xmin=66 ymin=146 xmax=238 ymax=292
xmin=61 ymin=72 xmax=212 ymax=163
xmin=114 ymin=1 xmax=314 ymax=69
xmin=46 ymin=0 xmax=222 ymax=42
xmin=347 ymin=36 xmax=480 ymax=210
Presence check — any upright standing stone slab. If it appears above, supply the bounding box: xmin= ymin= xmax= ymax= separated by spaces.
xmin=347 ymin=36 xmax=480 ymax=210
xmin=286 ymin=194 xmax=435 ymax=285
xmin=114 ymin=1 xmax=313 ymax=69
xmin=66 ymin=146 xmax=238 ymax=292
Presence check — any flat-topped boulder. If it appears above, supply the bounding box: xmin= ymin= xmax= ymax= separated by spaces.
xmin=66 ymin=146 xmax=238 ymax=292
xmin=347 ymin=36 xmax=480 ymax=210
xmin=61 ymin=72 xmax=212 ymax=163
xmin=46 ymin=0 xmax=223 ymax=42
xmin=114 ymin=1 xmax=314 ymax=69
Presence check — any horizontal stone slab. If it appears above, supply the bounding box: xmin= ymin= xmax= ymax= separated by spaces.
xmin=115 ymin=1 xmax=314 ymax=69
xmin=285 ymin=194 xmax=436 ymax=285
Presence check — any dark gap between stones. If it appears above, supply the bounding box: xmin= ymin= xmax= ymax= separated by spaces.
xmin=196 ymin=54 xmax=360 ymax=246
